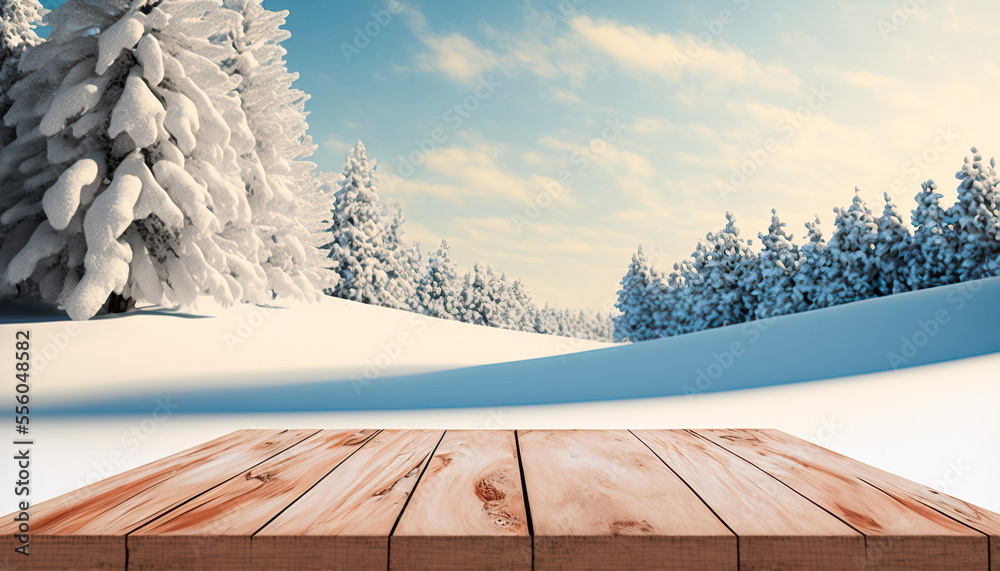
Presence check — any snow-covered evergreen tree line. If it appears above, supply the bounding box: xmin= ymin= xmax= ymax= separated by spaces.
xmin=614 ymin=148 xmax=1000 ymax=342
xmin=319 ymin=141 xmax=613 ymax=341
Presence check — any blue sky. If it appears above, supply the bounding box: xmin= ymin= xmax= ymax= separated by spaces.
xmin=39 ymin=0 xmax=1000 ymax=310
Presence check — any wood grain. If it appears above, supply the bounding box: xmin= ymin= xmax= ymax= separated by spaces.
xmin=739 ymin=428 xmax=1000 ymax=571
xmin=253 ymin=429 xmax=443 ymax=571
xmin=0 ymin=429 xmax=317 ymax=570
xmin=518 ymin=429 xmax=736 ymax=571
xmin=699 ymin=429 xmax=989 ymax=570
xmin=391 ymin=430 xmax=530 ymax=570
xmin=127 ymin=429 xmax=377 ymax=570
xmin=633 ymin=429 xmax=863 ymax=570
xmin=2 ymin=427 xmax=993 ymax=570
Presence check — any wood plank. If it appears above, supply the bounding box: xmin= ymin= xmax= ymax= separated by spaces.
xmin=391 ymin=430 xmax=530 ymax=571
xmin=0 ymin=429 xmax=317 ymax=570
xmin=518 ymin=429 xmax=736 ymax=571
xmin=127 ymin=429 xmax=378 ymax=570
xmin=738 ymin=428 xmax=1000 ymax=571
xmin=633 ymin=429 xmax=863 ymax=570
xmin=253 ymin=429 xmax=443 ymax=571
xmin=698 ymin=429 xmax=989 ymax=570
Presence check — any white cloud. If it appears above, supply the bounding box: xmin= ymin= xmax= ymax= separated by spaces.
xmin=322 ymin=137 xmax=352 ymax=156
xmin=415 ymin=32 xmax=498 ymax=84
xmin=568 ymin=16 xmax=801 ymax=93
xmin=381 ymin=143 xmax=571 ymax=207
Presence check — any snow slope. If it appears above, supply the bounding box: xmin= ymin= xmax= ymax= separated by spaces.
xmin=0 ymin=278 xmax=998 ymax=513
xmin=43 ymin=276 xmax=1000 ymax=413
xmin=12 ymin=352 xmax=1000 ymax=510
xmin=0 ymin=296 xmax=610 ymax=405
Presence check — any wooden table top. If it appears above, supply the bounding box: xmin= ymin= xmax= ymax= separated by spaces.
xmin=2 ymin=429 xmax=997 ymax=570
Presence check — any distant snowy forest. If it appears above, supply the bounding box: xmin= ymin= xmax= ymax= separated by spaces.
xmin=0 ymin=0 xmax=612 ymax=340
xmin=615 ymin=149 xmax=1000 ymax=342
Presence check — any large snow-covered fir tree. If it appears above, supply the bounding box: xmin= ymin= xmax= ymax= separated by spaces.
xmin=217 ymin=0 xmax=329 ymax=299
xmin=0 ymin=0 xmax=322 ymax=319
xmin=0 ymin=0 xmax=45 ymax=300
xmin=686 ymin=213 xmax=757 ymax=330
xmin=0 ymin=0 xmax=45 ymax=146
xmin=750 ymin=209 xmax=803 ymax=319
xmin=948 ymin=148 xmax=1000 ymax=281
xmin=909 ymin=180 xmax=957 ymax=289
xmin=816 ymin=190 xmax=879 ymax=308
xmin=613 ymin=245 xmax=663 ymax=342
xmin=323 ymin=141 xmax=400 ymax=307
xmin=873 ymin=192 xmax=911 ymax=296
xmin=416 ymin=239 xmax=459 ymax=320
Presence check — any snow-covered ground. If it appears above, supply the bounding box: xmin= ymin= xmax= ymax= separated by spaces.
xmin=0 ymin=296 xmax=609 ymax=404
xmin=12 ymin=352 xmax=1000 ymax=512
xmin=35 ymin=276 xmax=1000 ymax=412
xmin=1 ymin=278 xmax=998 ymax=514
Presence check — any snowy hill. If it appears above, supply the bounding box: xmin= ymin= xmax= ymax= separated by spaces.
xmin=3 ymin=278 xmax=998 ymax=512
xmin=1 ymin=295 xmax=610 ymax=405
xmin=44 ymin=276 xmax=1000 ymax=413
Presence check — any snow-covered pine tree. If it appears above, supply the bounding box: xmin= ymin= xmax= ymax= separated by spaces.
xmin=666 ymin=258 xmax=699 ymax=336
xmin=382 ymin=200 xmax=420 ymax=311
xmin=503 ymin=277 xmax=536 ymax=332
xmin=296 ymin=169 xmax=343 ymax=246
xmin=532 ymin=304 xmax=612 ymax=341
xmin=323 ymin=141 xmax=402 ymax=307
xmin=909 ymin=180 xmax=958 ymax=289
xmin=948 ymin=148 xmax=1000 ymax=281
xmin=589 ymin=309 xmax=614 ymax=342
xmin=750 ymin=209 xmax=803 ymax=319
xmin=222 ymin=0 xmax=315 ymax=184
xmin=794 ymin=215 xmax=829 ymax=311
xmin=873 ymin=192 xmax=911 ymax=296
xmin=0 ymin=0 xmax=45 ymax=146
xmin=818 ymin=190 xmax=879 ymax=308
xmin=217 ymin=0 xmax=328 ymax=300
xmin=0 ymin=0 xmax=45 ymax=301
xmin=0 ymin=0 xmax=316 ymax=319
xmin=613 ymin=245 xmax=660 ymax=342
xmin=533 ymin=303 xmax=558 ymax=335
xmin=458 ymin=262 xmax=502 ymax=328
xmin=686 ymin=212 xmax=757 ymax=331
xmin=417 ymin=239 xmax=459 ymax=320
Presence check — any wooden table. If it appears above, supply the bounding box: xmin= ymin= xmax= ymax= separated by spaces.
xmin=2 ymin=429 xmax=997 ymax=570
